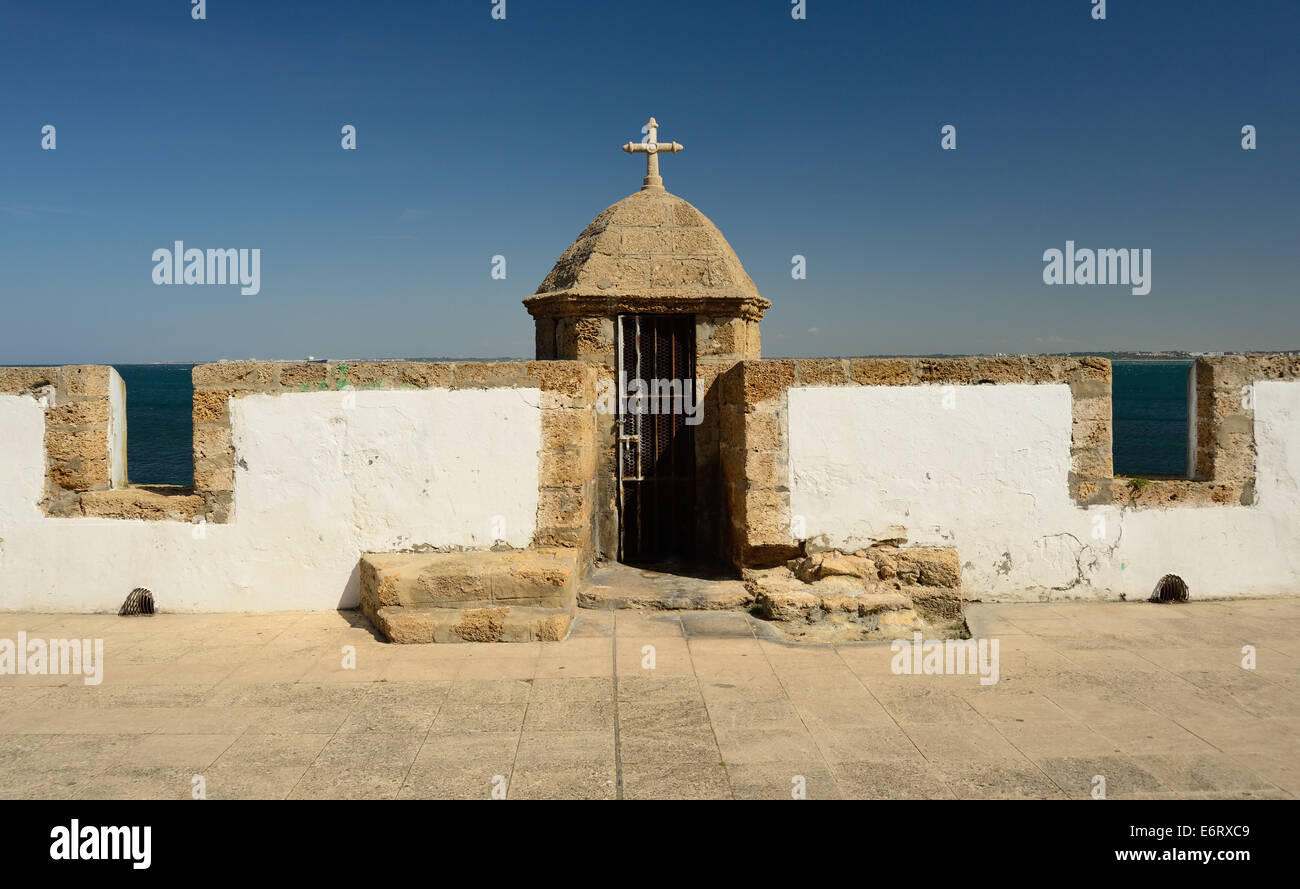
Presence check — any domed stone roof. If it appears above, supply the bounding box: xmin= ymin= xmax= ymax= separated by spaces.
xmin=525 ymin=188 xmax=769 ymax=321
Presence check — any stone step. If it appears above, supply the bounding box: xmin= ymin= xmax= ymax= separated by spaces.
xmin=366 ymin=601 xmax=575 ymax=645
xmin=360 ymin=547 xmax=582 ymax=610
xmin=360 ymin=547 xmax=584 ymax=643
xmin=578 ymin=562 xmax=753 ymax=611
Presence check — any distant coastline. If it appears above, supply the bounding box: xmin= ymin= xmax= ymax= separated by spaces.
xmin=45 ymin=349 xmax=1293 ymax=367
xmin=20 ymin=351 xmax=1277 ymax=371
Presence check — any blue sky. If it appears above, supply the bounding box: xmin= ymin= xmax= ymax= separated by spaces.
xmin=1 ymin=0 xmax=1296 ymax=363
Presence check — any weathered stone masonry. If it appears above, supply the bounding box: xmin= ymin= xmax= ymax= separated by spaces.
xmin=2 ymin=350 xmax=1297 ymax=612
xmin=719 ymin=354 xmax=1294 ymax=571
xmin=0 ymin=365 xmax=168 ymax=519
xmin=188 ymin=359 xmax=599 ymax=559
xmin=1 ymin=360 xmax=599 ymax=560
xmin=525 ymin=186 xmax=768 ymax=562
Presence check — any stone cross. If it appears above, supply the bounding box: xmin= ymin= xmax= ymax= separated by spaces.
xmin=622 ymin=117 xmax=683 ymax=191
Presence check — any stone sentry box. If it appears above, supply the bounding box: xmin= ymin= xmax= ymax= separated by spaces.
xmin=524 ymin=186 xmax=769 ymax=564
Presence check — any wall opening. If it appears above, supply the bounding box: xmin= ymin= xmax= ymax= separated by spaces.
xmin=1111 ymin=360 xmax=1193 ymax=478
xmin=616 ymin=315 xmax=697 ymax=567
xmin=113 ymin=364 xmax=194 ymax=487
xmin=1150 ymin=574 xmax=1189 ymax=602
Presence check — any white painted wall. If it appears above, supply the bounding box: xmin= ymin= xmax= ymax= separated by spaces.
xmin=788 ymin=382 xmax=1300 ymax=601
xmin=0 ymin=388 xmax=542 ymax=612
xmin=107 ymin=369 xmax=127 ymax=488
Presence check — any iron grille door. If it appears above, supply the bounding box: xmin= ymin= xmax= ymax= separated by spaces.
xmin=617 ymin=314 xmax=697 ymax=564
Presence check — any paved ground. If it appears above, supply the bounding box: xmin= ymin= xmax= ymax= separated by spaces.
xmin=0 ymin=599 xmax=1296 ymax=799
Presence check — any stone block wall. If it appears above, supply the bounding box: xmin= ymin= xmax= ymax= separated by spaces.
xmin=0 ymin=359 xmax=600 ymax=612
xmin=693 ymin=316 xmax=762 ymax=563
xmin=0 ymin=360 xmax=597 ymax=565
xmin=720 ymin=354 xmax=1297 ymax=571
xmin=5 ymin=351 xmax=1296 ymax=609
xmin=187 ymin=360 xmax=598 ymax=561
xmin=0 ymin=365 xmax=127 ymax=517
xmin=529 ymin=318 xmax=620 ymax=557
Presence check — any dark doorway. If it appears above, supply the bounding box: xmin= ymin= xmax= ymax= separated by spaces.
xmin=617 ymin=314 xmax=697 ymax=565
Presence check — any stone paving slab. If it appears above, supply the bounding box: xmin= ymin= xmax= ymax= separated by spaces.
xmin=0 ymin=599 xmax=1296 ymax=799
